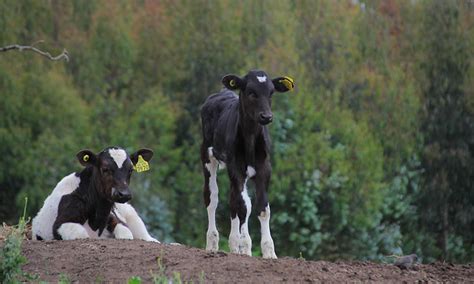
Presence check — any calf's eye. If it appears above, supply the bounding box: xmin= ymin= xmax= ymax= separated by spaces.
xmin=101 ymin=168 xmax=112 ymax=175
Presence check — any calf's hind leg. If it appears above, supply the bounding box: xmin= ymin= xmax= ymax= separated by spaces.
xmin=203 ymin=146 xmax=219 ymax=251
xmin=56 ymin=222 xmax=90 ymax=240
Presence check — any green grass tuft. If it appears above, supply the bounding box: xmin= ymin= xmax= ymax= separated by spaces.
xmin=0 ymin=197 xmax=37 ymax=283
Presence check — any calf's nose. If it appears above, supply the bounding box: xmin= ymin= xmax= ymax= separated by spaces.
xmin=259 ymin=112 xmax=273 ymax=124
xmin=113 ymin=189 xmax=132 ymax=203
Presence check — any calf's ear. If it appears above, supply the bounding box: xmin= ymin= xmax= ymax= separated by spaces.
xmin=272 ymin=76 xmax=295 ymax=93
xmin=222 ymin=74 xmax=245 ymax=90
xmin=76 ymin=150 xmax=97 ymax=167
xmin=130 ymin=148 xmax=154 ymax=164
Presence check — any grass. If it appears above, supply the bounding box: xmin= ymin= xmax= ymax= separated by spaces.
xmin=127 ymin=252 xmax=206 ymax=284
xmin=0 ymin=197 xmax=37 ymax=283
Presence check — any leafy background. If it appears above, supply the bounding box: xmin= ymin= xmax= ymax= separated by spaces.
xmin=0 ymin=0 xmax=473 ymax=263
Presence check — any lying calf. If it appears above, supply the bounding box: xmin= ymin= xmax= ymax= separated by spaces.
xmin=32 ymin=147 xmax=158 ymax=242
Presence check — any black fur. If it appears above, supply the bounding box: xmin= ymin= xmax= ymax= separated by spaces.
xmin=52 ymin=147 xmax=153 ymax=240
xmin=200 ymin=70 xmax=291 ymax=226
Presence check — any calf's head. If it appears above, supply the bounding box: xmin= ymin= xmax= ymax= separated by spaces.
xmin=76 ymin=147 xmax=154 ymax=203
xmin=222 ymin=70 xmax=294 ymax=125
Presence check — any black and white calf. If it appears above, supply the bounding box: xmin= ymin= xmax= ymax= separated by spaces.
xmin=200 ymin=70 xmax=294 ymax=258
xmin=32 ymin=147 xmax=158 ymax=242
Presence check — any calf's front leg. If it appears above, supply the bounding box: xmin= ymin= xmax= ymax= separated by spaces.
xmin=255 ymin=163 xmax=277 ymax=259
xmin=113 ymin=203 xmax=158 ymax=242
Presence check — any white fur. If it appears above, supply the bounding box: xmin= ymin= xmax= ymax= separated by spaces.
xmin=114 ymin=223 xmax=133 ymax=239
xmin=57 ymin=223 xmax=89 ymax=240
xmin=83 ymin=221 xmax=100 ymax=238
xmin=258 ymin=205 xmax=277 ymax=259
xmin=83 ymin=221 xmax=114 ymax=239
xmin=229 ymin=216 xmax=241 ymax=254
xmin=32 ymin=173 xmax=81 ymax=240
xmin=32 ymin=172 xmax=158 ymax=242
xmin=240 ymin=186 xmax=252 ymax=256
xmin=246 ymin=166 xmax=256 ymax=178
xmin=114 ymin=203 xmax=159 ymax=242
xmin=257 ymin=75 xmax=267 ymax=83
xmin=205 ymin=147 xmax=220 ymax=251
xmin=208 ymin=147 xmax=226 ymax=170
xmin=108 ymin=148 xmax=127 ymax=168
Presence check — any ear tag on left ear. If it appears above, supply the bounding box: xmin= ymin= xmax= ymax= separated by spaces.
xmin=280 ymin=76 xmax=295 ymax=91
xmin=133 ymin=155 xmax=150 ymax=173
xmin=229 ymin=79 xmax=236 ymax=87
xmin=83 ymin=155 xmax=89 ymax=162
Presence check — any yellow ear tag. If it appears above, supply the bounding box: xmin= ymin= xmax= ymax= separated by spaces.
xmin=229 ymin=79 xmax=236 ymax=87
xmin=279 ymin=76 xmax=295 ymax=91
xmin=133 ymin=155 xmax=150 ymax=173
xmin=83 ymin=154 xmax=89 ymax=162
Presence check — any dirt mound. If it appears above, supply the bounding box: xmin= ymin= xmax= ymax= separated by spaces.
xmin=17 ymin=239 xmax=473 ymax=282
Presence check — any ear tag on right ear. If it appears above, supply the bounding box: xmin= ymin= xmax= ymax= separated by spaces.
xmin=83 ymin=155 xmax=89 ymax=162
xmin=279 ymin=76 xmax=295 ymax=91
xmin=133 ymin=155 xmax=150 ymax=173
xmin=229 ymin=79 xmax=236 ymax=87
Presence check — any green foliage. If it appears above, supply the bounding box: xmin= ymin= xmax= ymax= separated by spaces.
xmin=127 ymin=276 xmax=142 ymax=284
xmin=58 ymin=273 xmax=71 ymax=284
xmin=417 ymin=0 xmax=474 ymax=262
xmin=0 ymin=198 xmax=36 ymax=283
xmin=0 ymin=0 xmax=472 ymax=263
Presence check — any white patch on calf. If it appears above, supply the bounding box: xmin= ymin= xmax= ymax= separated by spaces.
xmin=240 ymin=185 xmax=252 ymax=256
xmin=229 ymin=216 xmax=241 ymax=254
xmin=207 ymin=147 xmax=225 ymax=170
xmin=205 ymin=147 xmax=220 ymax=251
xmin=83 ymin=221 xmax=99 ymax=238
xmin=258 ymin=205 xmax=277 ymax=259
xmin=114 ymin=223 xmax=133 ymax=239
xmin=32 ymin=173 xmax=81 ymax=240
xmin=57 ymin=223 xmax=90 ymax=240
xmin=114 ymin=203 xmax=159 ymax=242
xmin=246 ymin=166 xmax=256 ymax=178
xmin=257 ymin=75 xmax=267 ymax=83
xmin=108 ymin=148 xmax=127 ymax=168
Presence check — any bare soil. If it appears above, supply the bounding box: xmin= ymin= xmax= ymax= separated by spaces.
xmin=14 ymin=239 xmax=473 ymax=283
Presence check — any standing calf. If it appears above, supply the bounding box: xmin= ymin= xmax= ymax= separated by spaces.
xmin=32 ymin=147 xmax=158 ymax=242
xmin=200 ymin=70 xmax=294 ymax=258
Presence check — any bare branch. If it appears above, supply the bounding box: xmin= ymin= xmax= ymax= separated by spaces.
xmin=0 ymin=43 xmax=69 ymax=62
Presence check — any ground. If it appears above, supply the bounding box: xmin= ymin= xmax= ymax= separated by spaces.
xmin=15 ymin=239 xmax=473 ymax=283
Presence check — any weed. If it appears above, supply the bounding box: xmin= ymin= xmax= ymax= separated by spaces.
xmin=0 ymin=197 xmax=37 ymax=283
xmin=58 ymin=273 xmax=71 ymax=284
xmin=128 ymin=276 xmax=142 ymax=284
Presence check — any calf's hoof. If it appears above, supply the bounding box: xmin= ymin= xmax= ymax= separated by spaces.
xmin=261 ymin=240 xmax=277 ymax=259
xmin=206 ymin=230 xmax=219 ymax=251
xmin=114 ymin=224 xmax=133 ymax=240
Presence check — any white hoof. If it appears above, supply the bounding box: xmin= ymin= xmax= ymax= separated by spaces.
xmin=145 ymin=237 xmax=160 ymax=243
xmin=114 ymin=224 xmax=133 ymax=240
xmin=261 ymin=239 xmax=277 ymax=259
xmin=229 ymin=233 xmax=241 ymax=254
xmin=206 ymin=230 xmax=219 ymax=251
xmin=240 ymin=235 xmax=252 ymax=256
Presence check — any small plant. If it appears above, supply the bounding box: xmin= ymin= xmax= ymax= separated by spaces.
xmin=58 ymin=273 xmax=71 ymax=284
xmin=299 ymin=252 xmax=305 ymax=260
xmin=150 ymin=254 xmax=169 ymax=284
xmin=127 ymin=276 xmax=142 ymax=284
xmin=0 ymin=197 xmax=37 ymax=283
xmin=198 ymin=271 xmax=205 ymax=284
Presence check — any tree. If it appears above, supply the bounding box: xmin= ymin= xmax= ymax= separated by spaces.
xmin=419 ymin=0 xmax=474 ymax=261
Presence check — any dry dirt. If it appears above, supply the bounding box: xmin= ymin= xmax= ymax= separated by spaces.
xmin=14 ymin=239 xmax=473 ymax=283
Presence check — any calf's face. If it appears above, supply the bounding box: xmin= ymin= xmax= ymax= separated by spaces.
xmin=222 ymin=70 xmax=294 ymax=125
xmin=76 ymin=147 xmax=154 ymax=203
